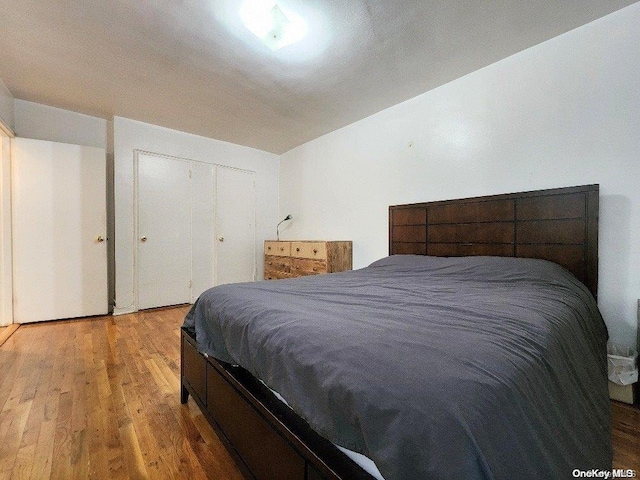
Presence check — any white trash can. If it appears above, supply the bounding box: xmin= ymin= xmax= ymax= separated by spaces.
xmin=607 ymin=343 xmax=638 ymax=404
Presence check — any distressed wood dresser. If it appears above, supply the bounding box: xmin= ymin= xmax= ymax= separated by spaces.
xmin=264 ymin=241 xmax=352 ymax=280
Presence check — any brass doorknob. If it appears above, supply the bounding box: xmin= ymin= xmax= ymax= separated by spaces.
xmin=96 ymin=236 xmax=105 ymax=242
xmin=141 ymin=236 xmax=147 ymax=242
xmin=218 ymin=236 xmax=224 ymax=242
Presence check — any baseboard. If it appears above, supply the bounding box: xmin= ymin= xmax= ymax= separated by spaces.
xmin=113 ymin=306 xmax=136 ymax=315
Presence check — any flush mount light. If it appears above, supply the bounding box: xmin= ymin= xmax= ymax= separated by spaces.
xmin=239 ymin=0 xmax=308 ymax=51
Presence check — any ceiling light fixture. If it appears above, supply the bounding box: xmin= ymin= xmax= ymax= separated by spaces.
xmin=239 ymin=0 xmax=308 ymax=51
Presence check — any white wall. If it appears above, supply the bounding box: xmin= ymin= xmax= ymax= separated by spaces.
xmin=0 ymin=79 xmax=14 ymax=131
xmin=113 ymin=117 xmax=279 ymax=314
xmin=279 ymin=3 xmax=640 ymax=346
xmin=14 ymin=99 xmax=107 ymax=149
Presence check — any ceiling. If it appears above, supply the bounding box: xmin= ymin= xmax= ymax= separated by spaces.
xmin=0 ymin=0 xmax=636 ymax=154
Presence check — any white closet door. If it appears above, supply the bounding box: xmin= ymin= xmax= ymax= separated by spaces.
xmin=11 ymin=138 xmax=107 ymax=323
xmin=137 ymin=153 xmax=191 ymax=310
xmin=191 ymin=162 xmax=215 ymax=301
xmin=215 ymin=166 xmax=256 ymax=286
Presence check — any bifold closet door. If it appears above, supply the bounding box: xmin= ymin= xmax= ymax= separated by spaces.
xmin=11 ymin=138 xmax=108 ymax=323
xmin=137 ymin=153 xmax=191 ymax=310
xmin=191 ymin=161 xmax=215 ymax=301
xmin=136 ymin=155 xmax=255 ymax=309
xmin=215 ymin=166 xmax=256 ymax=286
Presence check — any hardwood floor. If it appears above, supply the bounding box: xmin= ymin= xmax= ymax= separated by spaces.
xmin=0 ymin=324 xmax=20 ymax=348
xmin=612 ymin=401 xmax=640 ymax=471
xmin=0 ymin=307 xmax=243 ymax=479
xmin=0 ymin=307 xmax=638 ymax=478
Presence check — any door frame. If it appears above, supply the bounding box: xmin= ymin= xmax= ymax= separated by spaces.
xmin=133 ymin=150 xmax=257 ymax=311
xmin=0 ymin=127 xmax=14 ymax=326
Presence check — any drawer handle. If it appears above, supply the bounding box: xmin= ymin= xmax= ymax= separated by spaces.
xmin=267 ymin=246 xmax=271 ymax=250
xmin=280 ymin=247 xmax=284 ymax=251
xmin=312 ymin=267 xmax=318 ymax=271
xmin=296 ymin=247 xmax=300 ymax=252
xmin=313 ymin=249 xmax=318 ymax=254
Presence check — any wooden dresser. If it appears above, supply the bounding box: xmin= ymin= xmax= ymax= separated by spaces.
xmin=264 ymin=241 xmax=352 ymax=280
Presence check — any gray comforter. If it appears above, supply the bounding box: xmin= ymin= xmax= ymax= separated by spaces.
xmin=184 ymin=255 xmax=611 ymax=480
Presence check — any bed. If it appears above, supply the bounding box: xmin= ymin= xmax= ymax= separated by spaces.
xmin=180 ymin=184 xmax=610 ymax=480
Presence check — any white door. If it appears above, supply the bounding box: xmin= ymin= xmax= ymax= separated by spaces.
xmin=215 ymin=166 xmax=256 ymax=286
xmin=137 ymin=153 xmax=191 ymax=310
xmin=11 ymin=138 xmax=107 ymax=323
xmin=191 ymin=161 xmax=215 ymax=301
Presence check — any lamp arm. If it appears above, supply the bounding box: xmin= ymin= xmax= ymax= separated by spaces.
xmin=276 ymin=215 xmax=292 ymax=241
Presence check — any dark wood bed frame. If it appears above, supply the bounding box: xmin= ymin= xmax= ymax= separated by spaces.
xmin=389 ymin=184 xmax=599 ymax=298
xmin=181 ymin=184 xmax=599 ymax=480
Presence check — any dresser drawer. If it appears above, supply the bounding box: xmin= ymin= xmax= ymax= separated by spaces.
xmin=265 ymin=241 xmax=291 ymax=257
xmin=291 ymin=258 xmax=327 ymax=276
xmin=264 ymin=256 xmax=291 ymax=280
xmin=265 ymin=255 xmax=291 ymax=272
xmin=264 ymin=272 xmax=295 ymax=280
xmin=291 ymin=242 xmax=327 ymax=260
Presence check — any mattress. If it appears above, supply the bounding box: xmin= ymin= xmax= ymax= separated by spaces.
xmin=184 ymin=255 xmax=611 ymax=480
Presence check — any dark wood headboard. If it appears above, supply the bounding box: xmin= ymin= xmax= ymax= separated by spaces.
xmin=389 ymin=185 xmax=599 ymax=298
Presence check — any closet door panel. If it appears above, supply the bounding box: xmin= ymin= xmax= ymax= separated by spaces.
xmin=137 ymin=153 xmax=191 ymax=310
xmin=135 ymin=155 xmax=257 ymax=309
xmin=215 ymin=167 xmax=256 ymax=286
xmin=191 ymin=162 xmax=215 ymax=301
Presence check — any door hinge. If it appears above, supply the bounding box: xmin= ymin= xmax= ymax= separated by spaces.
xmin=189 ymin=170 xmax=192 ymax=178
xmin=189 ymin=280 xmax=192 ymax=288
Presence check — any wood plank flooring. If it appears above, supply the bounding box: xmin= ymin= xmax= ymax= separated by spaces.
xmin=0 ymin=306 xmax=638 ymax=478
xmin=0 ymin=307 xmax=243 ymax=479
xmin=612 ymin=401 xmax=640 ymax=471
xmin=0 ymin=324 xmax=19 ymax=348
